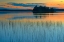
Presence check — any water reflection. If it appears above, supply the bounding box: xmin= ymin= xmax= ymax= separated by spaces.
xmin=0 ymin=11 xmax=63 ymax=20
xmin=11 ymin=13 xmax=49 ymax=20
xmin=33 ymin=13 xmax=50 ymax=18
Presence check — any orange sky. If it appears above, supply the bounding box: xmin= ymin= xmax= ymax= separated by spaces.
xmin=0 ymin=1 xmax=64 ymax=9
xmin=46 ymin=1 xmax=64 ymax=8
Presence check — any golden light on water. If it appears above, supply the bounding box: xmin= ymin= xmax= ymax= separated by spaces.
xmin=0 ymin=13 xmax=64 ymax=22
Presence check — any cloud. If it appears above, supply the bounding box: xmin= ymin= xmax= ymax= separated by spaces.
xmin=0 ymin=3 xmax=33 ymax=10
xmin=0 ymin=2 xmax=46 ymax=10
xmin=8 ymin=3 xmax=45 ymax=7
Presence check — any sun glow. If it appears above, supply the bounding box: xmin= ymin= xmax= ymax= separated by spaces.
xmin=46 ymin=0 xmax=64 ymax=8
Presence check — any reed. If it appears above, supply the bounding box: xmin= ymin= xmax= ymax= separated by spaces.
xmin=0 ymin=20 xmax=64 ymax=42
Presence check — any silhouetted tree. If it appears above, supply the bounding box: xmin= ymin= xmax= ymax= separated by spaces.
xmin=33 ymin=5 xmax=55 ymax=13
xmin=50 ymin=8 xmax=55 ymax=13
xmin=33 ymin=5 xmax=38 ymax=13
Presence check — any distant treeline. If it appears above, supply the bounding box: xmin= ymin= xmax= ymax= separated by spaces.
xmin=33 ymin=6 xmax=55 ymax=13
xmin=0 ymin=6 xmax=64 ymax=12
xmin=0 ymin=9 xmax=32 ymax=11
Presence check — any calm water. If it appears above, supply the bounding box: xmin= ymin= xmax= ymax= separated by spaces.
xmin=0 ymin=11 xmax=64 ymax=42
xmin=0 ymin=11 xmax=59 ymax=20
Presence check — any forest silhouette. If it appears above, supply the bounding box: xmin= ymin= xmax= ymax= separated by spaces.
xmin=33 ymin=5 xmax=55 ymax=13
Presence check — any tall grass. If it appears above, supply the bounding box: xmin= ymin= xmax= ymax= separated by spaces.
xmin=0 ymin=20 xmax=64 ymax=42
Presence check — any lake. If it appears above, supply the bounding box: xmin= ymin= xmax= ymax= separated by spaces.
xmin=0 ymin=11 xmax=64 ymax=42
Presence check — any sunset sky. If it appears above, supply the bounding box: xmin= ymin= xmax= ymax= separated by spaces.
xmin=0 ymin=0 xmax=52 ymax=3
xmin=0 ymin=0 xmax=63 ymax=3
xmin=0 ymin=0 xmax=64 ymax=8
